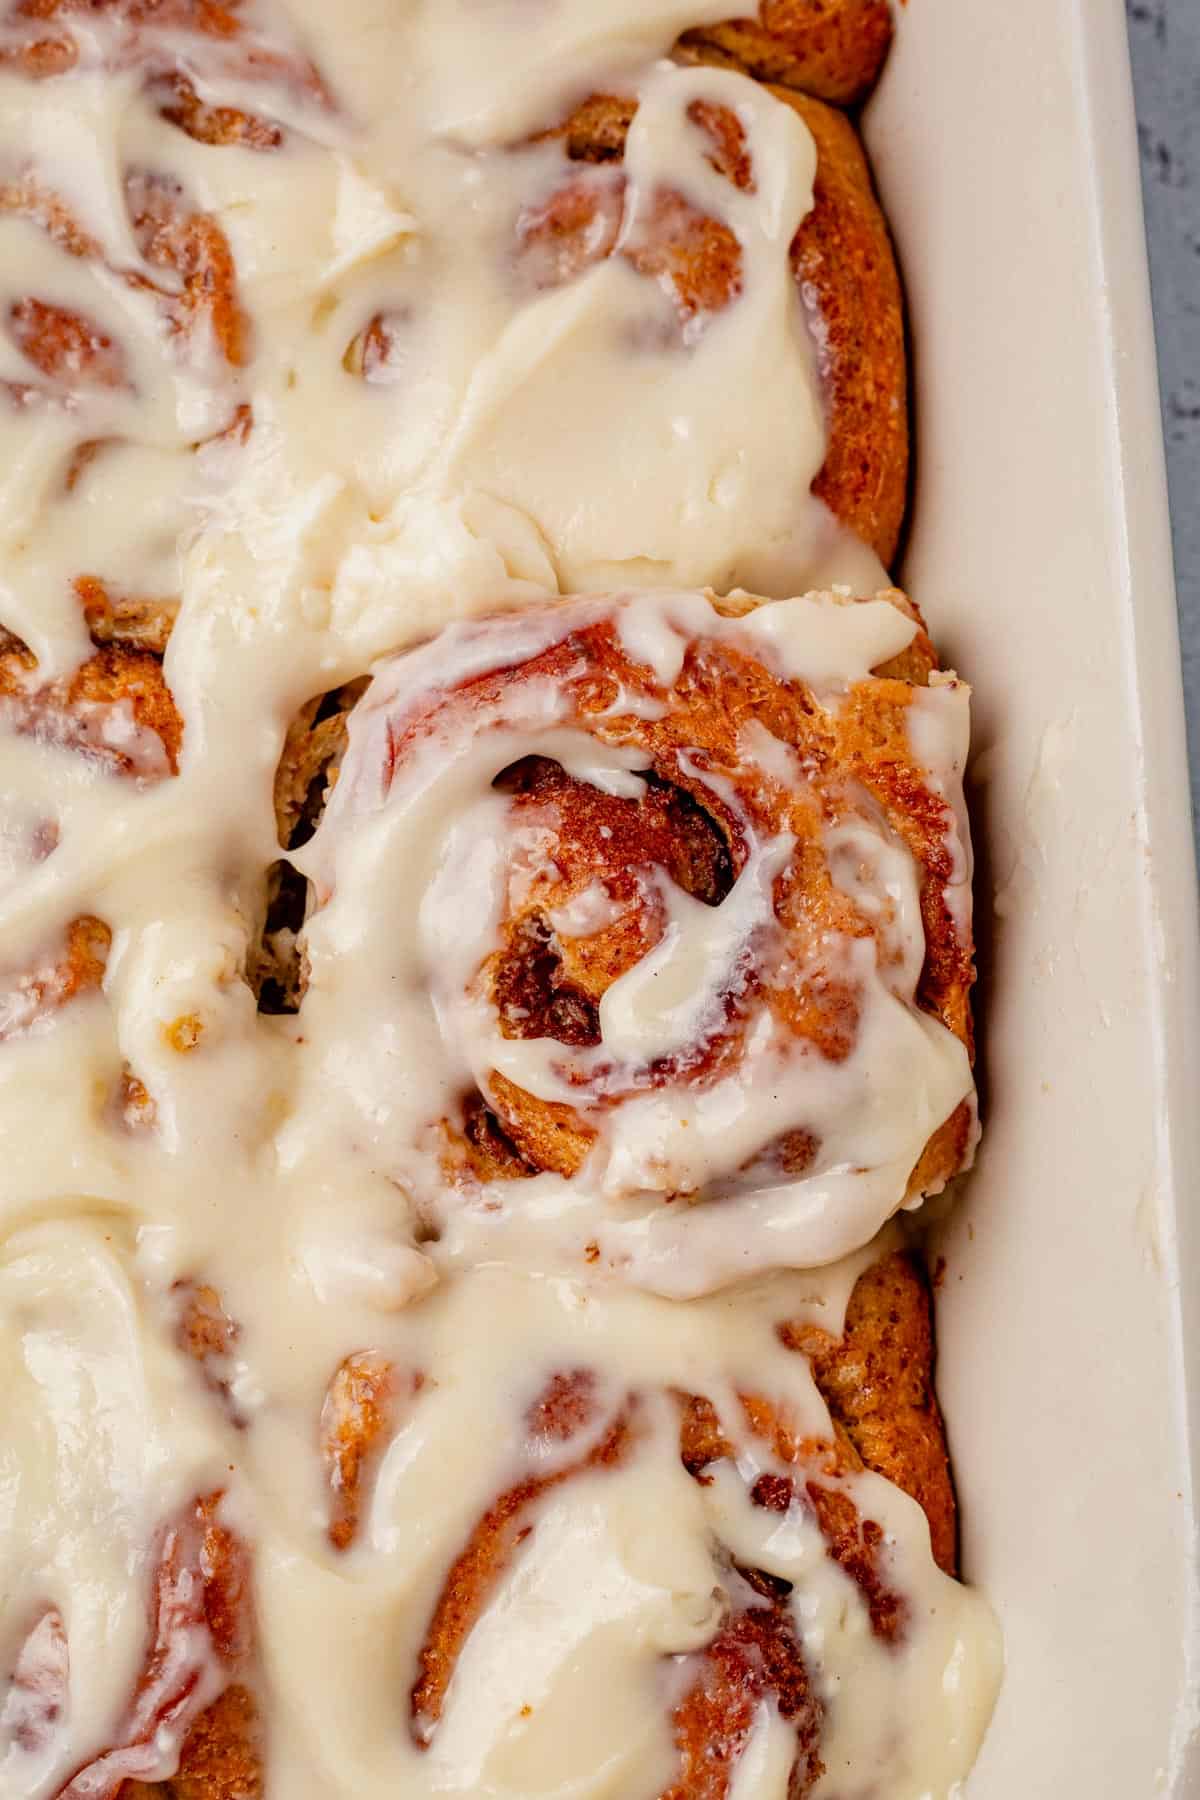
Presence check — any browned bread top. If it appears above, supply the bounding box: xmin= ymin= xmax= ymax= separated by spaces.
xmin=530 ymin=77 xmax=907 ymax=568
xmin=680 ymin=0 xmax=894 ymax=107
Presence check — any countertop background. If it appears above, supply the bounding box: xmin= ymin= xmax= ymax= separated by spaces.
xmin=1128 ymin=0 xmax=1200 ymax=855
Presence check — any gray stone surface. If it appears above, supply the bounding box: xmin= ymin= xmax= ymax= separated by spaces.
xmin=1128 ymin=0 xmax=1200 ymax=855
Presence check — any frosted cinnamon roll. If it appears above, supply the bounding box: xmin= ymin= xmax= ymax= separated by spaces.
xmin=0 ymin=1224 xmax=998 ymax=1800
xmin=292 ymin=1240 xmax=997 ymax=1799
xmin=0 ymin=151 xmax=253 ymax=664
xmin=1 ymin=160 xmax=249 ymax=394
xmin=0 ymin=0 xmax=331 ymax=148
xmin=44 ymin=1496 xmax=261 ymax=1799
xmin=288 ymin=586 xmax=975 ymax=1293
xmin=0 ymin=1220 xmax=261 ymax=1800
xmin=0 ymin=616 xmax=177 ymax=1062
xmin=512 ymin=65 xmax=906 ymax=571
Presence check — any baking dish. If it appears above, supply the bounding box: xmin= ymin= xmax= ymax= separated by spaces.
xmin=864 ymin=0 xmax=1200 ymax=1789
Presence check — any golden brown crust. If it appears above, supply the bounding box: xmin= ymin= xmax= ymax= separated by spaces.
xmin=0 ymin=29 xmax=76 ymax=76
xmin=0 ymin=621 xmax=36 ymax=668
xmin=679 ymin=0 xmax=894 ymax=107
xmin=69 ymin=646 xmax=184 ymax=770
xmin=172 ymin=1279 xmax=247 ymax=1427
xmin=56 ymin=914 xmax=112 ymax=1004
xmin=675 ymin=1244 xmax=955 ymax=1659
xmin=320 ymin=1351 xmax=407 ymax=1552
xmin=11 ymin=0 xmax=244 ymax=29
xmin=441 ymin=1089 xmax=540 ymax=1184
xmin=781 ymin=1248 xmax=958 ymax=1575
xmin=679 ymin=1400 xmax=910 ymax=1645
xmin=162 ymin=1684 xmax=263 ymax=1800
xmin=798 ymin=1478 xmax=905 ymax=1636
xmin=482 ymin=1067 xmax=596 ymax=1180
xmin=127 ymin=170 xmax=248 ymax=368
xmin=907 ymin=1096 xmax=976 ymax=1200
xmin=533 ymin=83 xmax=906 ymax=567
xmin=74 ymin=577 xmax=178 ymax=657
xmin=781 ymin=86 xmax=908 ymax=568
xmin=153 ymin=69 xmax=284 ymax=152
xmin=8 ymin=295 xmax=127 ymax=388
xmin=664 ymin=1247 xmax=953 ymax=1785
xmin=536 ymin=90 xmax=636 ymax=163
xmin=174 ymin=1282 xmax=238 ymax=1369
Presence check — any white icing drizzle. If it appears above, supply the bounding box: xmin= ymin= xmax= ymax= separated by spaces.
xmin=0 ymin=4 xmax=1000 ymax=1796
xmin=0 ymin=1218 xmax=233 ymax=1795
xmin=227 ymin=1249 xmax=1002 ymax=1800
xmin=597 ymin=834 xmax=793 ymax=1065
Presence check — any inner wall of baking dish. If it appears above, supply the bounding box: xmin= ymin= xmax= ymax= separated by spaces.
xmin=864 ymin=0 xmax=1200 ymax=1792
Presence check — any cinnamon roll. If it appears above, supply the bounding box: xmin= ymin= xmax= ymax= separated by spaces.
xmin=290 ymin=1239 xmax=998 ymax=1799
xmin=528 ymin=66 xmax=906 ymax=566
xmin=287 ymin=586 xmax=974 ymax=1292
xmin=0 ymin=0 xmax=331 ymax=147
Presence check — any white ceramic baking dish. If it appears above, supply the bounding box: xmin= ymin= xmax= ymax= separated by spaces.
xmin=862 ymin=0 xmax=1200 ymax=1790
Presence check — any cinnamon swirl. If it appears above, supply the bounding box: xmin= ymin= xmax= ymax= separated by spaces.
xmin=286 ymin=586 xmax=975 ymax=1292
xmin=298 ymin=1239 xmax=997 ymax=1798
